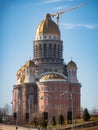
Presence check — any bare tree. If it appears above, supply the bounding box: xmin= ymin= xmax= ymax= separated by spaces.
xmin=0 ymin=107 xmax=4 ymax=115
xmin=0 ymin=104 xmax=11 ymax=115
xmin=91 ymin=107 xmax=98 ymax=115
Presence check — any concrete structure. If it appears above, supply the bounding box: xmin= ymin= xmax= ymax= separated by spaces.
xmin=12 ymin=14 xmax=81 ymax=124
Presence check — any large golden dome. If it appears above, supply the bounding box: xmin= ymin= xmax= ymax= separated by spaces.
xmin=36 ymin=14 xmax=60 ymax=36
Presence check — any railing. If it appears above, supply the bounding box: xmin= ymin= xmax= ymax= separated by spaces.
xmin=64 ymin=120 xmax=98 ymax=130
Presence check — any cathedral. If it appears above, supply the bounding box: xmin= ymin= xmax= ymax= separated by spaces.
xmin=12 ymin=13 xmax=81 ymax=124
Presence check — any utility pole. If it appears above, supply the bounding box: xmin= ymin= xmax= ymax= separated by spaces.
xmin=70 ymin=93 xmax=73 ymax=130
xmin=61 ymin=91 xmax=74 ymax=130
xmin=28 ymin=96 xmax=31 ymax=130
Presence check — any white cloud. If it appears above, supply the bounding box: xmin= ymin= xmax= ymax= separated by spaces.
xmin=61 ymin=23 xmax=98 ymax=29
xmin=53 ymin=6 xmax=65 ymax=10
xmin=38 ymin=0 xmax=74 ymax=5
xmin=44 ymin=0 xmax=64 ymax=4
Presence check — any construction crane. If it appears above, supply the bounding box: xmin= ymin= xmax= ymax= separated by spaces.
xmin=50 ymin=2 xmax=86 ymax=25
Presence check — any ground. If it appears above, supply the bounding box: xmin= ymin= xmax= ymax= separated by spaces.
xmin=0 ymin=124 xmax=37 ymax=130
xmin=0 ymin=124 xmax=98 ymax=130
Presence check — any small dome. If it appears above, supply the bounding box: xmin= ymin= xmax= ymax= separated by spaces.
xmin=39 ymin=72 xmax=67 ymax=82
xmin=67 ymin=60 xmax=77 ymax=69
xmin=25 ymin=60 xmax=35 ymax=67
xmin=17 ymin=60 xmax=35 ymax=75
xmin=36 ymin=14 xmax=60 ymax=36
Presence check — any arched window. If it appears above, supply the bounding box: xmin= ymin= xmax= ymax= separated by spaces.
xmin=43 ymin=43 xmax=47 ymax=57
xmin=58 ymin=44 xmax=61 ymax=58
xmin=39 ymin=44 xmax=42 ymax=57
xmin=35 ymin=45 xmax=38 ymax=58
xmin=48 ymin=44 xmax=52 ymax=57
xmin=44 ymin=68 xmax=48 ymax=72
xmin=53 ymin=44 xmax=56 ymax=57
xmin=69 ymin=70 xmax=70 ymax=76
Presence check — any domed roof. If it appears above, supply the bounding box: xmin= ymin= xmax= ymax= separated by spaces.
xmin=67 ymin=60 xmax=77 ymax=69
xmin=17 ymin=60 xmax=35 ymax=75
xmin=36 ymin=14 xmax=60 ymax=36
xmin=25 ymin=60 xmax=36 ymax=67
xmin=39 ymin=72 xmax=67 ymax=82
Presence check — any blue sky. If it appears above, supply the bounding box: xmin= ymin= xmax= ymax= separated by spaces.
xmin=0 ymin=0 xmax=98 ymax=112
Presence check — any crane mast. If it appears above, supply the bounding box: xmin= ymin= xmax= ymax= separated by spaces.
xmin=50 ymin=2 xmax=86 ymax=25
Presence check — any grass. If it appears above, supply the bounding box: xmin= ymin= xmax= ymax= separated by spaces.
xmin=50 ymin=116 xmax=98 ymax=130
xmin=75 ymin=116 xmax=98 ymax=123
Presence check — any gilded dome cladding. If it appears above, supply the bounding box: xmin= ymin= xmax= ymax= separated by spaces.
xmin=25 ymin=60 xmax=36 ymax=67
xmin=17 ymin=60 xmax=35 ymax=75
xmin=36 ymin=14 xmax=60 ymax=36
xmin=67 ymin=60 xmax=77 ymax=69
xmin=39 ymin=72 xmax=66 ymax=82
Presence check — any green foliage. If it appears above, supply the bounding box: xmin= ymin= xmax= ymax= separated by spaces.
xmin=42 ymin=112 xmax=48 ymax=120
xmin=51 ymin=116 xmax=56 ymax=126
xmin=40 ymin=112 xmax=48 ymax=128
xmin=31 ymin=117 xmax=38 ymax=127
xmin=41 ymin=119 xmax=48 ymax=128
xmin=82 ymin=108 xmax=91 ymax=121
xmin=58 ymin=115 xmax=65 ymax=125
